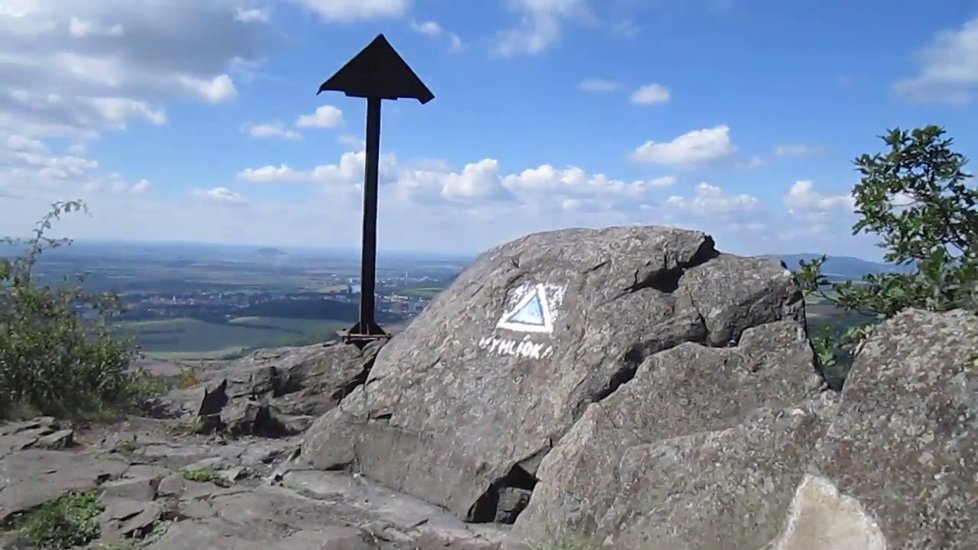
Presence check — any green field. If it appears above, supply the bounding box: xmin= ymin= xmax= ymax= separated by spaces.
xmin=118 ymin=316 xmax=351 ymax=360
xmin=398 ymin=287 xmax=444 ymax=299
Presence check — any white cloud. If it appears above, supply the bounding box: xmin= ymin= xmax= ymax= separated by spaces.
xmin=0 ymin=0 xmax=268 ymax=138
xmin=337 ymin=134 xmax=366 ymax=148
xmin=296 ymin=105 xmax=343 ymax=128
xmin=131 ymin=178 xmax=152 ymax=193
xmin=440 ymin=159 xmax=512 ymax=201
xmin=631 ymin=125 xmax=735 ymax=167
xmin=68 ymin=17 xmax=124 ymax=38
xmin=494 ymin=0 xmax=591 ymax=56
xmin=91 ymin=98 xmax=167 ymax=128
xmin=5 ymin=134 xmax=45 ymax=153
xmin=410 ymin=20 xmax=464 ymax=51
xmin=245 ymin=122 xmax=302 ymax=140
xmin=193 ymin=186 xmax=245 ymax=204
xmin=893 ymin=16 xmax=978 ymax=104
xmin=234 ymin=7 xmax=269 ymax=23
xmin=291 ymin=0 xmax=409 ymax=22
xmin=178 ymin=74 xmax=238 ymax=103
xmin=237 ymin=151 xmax=390 ymax=185
xmin=412 ymin=20 xmax=442 ymax=35
xmin=503 ymin=165 xmax=674 ymax=197
xmin=0 ymin=137 xmax=881 ymax=259
xmin=774 ymin=144 xmax=827 ymax=157
xmin=665 ymin=182 xmax=759 ymax=216
xmin=238 ymin=150 xmax=678 ymax=217
xmin=630 ymin=83 xmax=670 ymax=105
xmin=783 ymin=180 xmax=855 ymax=215
xmin=578 ymin=79 xmax=620 ymax=92
xmin=238 ymin=164 xmax=309 ymax=183
xmin=0 ymin=136 xmax=157 ymax=203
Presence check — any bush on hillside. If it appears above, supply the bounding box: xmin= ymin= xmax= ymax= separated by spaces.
xmin=795 ymin=125 xmax=978 ymax=389
xmin=0 ymin=200 xmax=153 ymax=420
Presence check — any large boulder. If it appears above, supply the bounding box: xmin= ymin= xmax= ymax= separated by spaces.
xmin=514 ymin=320 xmax=827 ymax=545
xmin=771 ymin=309 xmax=978 ymax=550
xmin=301 ymin=226 xmax=813 ymax=522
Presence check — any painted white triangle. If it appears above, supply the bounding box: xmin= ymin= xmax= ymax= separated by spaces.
xmin=497 ymin=284 xmax=554 ymax=333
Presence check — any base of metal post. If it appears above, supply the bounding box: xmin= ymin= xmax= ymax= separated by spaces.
xmin=342 ymin=320 xmax=390 ymax=345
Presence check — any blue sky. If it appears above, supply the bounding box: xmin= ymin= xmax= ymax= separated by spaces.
xmin=1 ymin=0 xmax=977 ymax=259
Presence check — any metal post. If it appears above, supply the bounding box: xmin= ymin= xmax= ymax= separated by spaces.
xmin=356 ymin=96 xmax=383 ymax=337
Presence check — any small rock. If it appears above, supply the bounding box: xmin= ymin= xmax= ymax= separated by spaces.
xmin=101 ymin=476 xmax=159 ymax=501
xmin=218 ymin=466 xmax=248 ymax=484
xmin=494 ymin=488 xmax=532 ymax=524
xmin=156 ymin=474 xmax=186 ymax=498
xmin=100 ymin=497 xmax=163 ymax=538
xmin=34 ymin=429 xmax=74 ymax=450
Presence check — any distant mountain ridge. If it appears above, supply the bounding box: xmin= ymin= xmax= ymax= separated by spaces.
xmin=763 ymin=253 xmax=914 ymax=280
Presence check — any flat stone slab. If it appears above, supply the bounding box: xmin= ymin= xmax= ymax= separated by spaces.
xmin=0 ymin=449 xmax=129 ymax=522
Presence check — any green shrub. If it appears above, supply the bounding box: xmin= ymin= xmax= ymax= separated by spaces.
xmin=178 ymin=467 xmax=232 ymax=487
xmin=9 ymin=490 xmax=104 ymax=549
xmin=795 ymin=125 xmax=978 ymax=388
xmin=0 ymin=200 xmax=157 ymax=419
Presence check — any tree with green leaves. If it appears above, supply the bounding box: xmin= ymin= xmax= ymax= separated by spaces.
xmin=795 ymin=125 xmax=977 ymax=388
xmin=0 ymin=200 xmax=158 ymax=419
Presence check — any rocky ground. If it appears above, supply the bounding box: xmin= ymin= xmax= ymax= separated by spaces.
xmin=0 ymin=343 xmax=525 ymax=550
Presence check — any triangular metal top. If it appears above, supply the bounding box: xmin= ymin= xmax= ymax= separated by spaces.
xmin=318 ymin=34 xmax=434 ymax=104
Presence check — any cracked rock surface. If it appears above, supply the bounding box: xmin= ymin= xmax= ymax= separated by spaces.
xmin=0 ymin=344 xmax=519 ymax=550
xmin=513 ymin=320 xmax=827 ymax=543
xmin=301 ymin=225 xmax=811 ymax=523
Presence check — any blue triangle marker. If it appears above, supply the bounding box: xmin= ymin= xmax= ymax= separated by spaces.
xmin=496 ymin=284 xmax=555 ymax=333
xmin=506 ymin=295 xmax=545 ymax=326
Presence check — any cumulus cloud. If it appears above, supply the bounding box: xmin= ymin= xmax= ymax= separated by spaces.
xmin=130 ymin=179 xmax=152 ymax=193
xmin=631 ymin=125 xmax=735 ymax=167
xmin=630 ymin=83 xmax=670 ymax=105
xmin=245 ymin=122 xmax=302 ymax=140
xmin=411 ymin=20 xmax=464 ymax=51
xmin=193 ymin=186 xmax=246 ymax=204
xmin=237 ymin=151 xmax=395 ymax=186
xmin=238 ymin=149 xmax=680 ymax=217
xmin=0 ymin=0 xmax=270 ymax=139
xmin=91 ymin=98 xmax=167 ymax=128
xmin=296 ymin=105 xmax=343 ymax=128
xmin=234 ymin=7 xmax=269 ymax=23
xmin=337 ymin=134 xmax=366 ymax=149
xmin=893 ymin=16 xmax=978 ymax=104
xmin=494 ymin=0 xmax=592 ymax=56
xmin=291 ymin=0 xmax=409 ymax=22
xmin=243 ymin=106 xmax=342 ymax=141
xmin=0 ymin=132 xmax=159 ymax=202
xmin=0 ymin=136 xmax=879 ymax=258
xmin=68 ymin=17 xmax=124 ymax=38
xmin=665 ymin=182 xmax=759 ymax=216
xmin=783 ymin=180 xmax=855 ymax=215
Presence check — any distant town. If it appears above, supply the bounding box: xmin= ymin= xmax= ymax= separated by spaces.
xmin=118 ymin=274 xmax=435 ymax=322
xmin=20 ymin=242 xmax=467 ymax=360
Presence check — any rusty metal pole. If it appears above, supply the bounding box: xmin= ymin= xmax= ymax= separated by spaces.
xmin=357 ymin=96 xmax=383 ymax=337
xmin=317 ymin=34 xmax=433 ymax=343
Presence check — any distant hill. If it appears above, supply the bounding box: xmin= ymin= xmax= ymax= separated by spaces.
xmin=255 ymin=247 xmax=288 ymax=258
xmin=763 ymin=253 xmax=914 ymax=280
